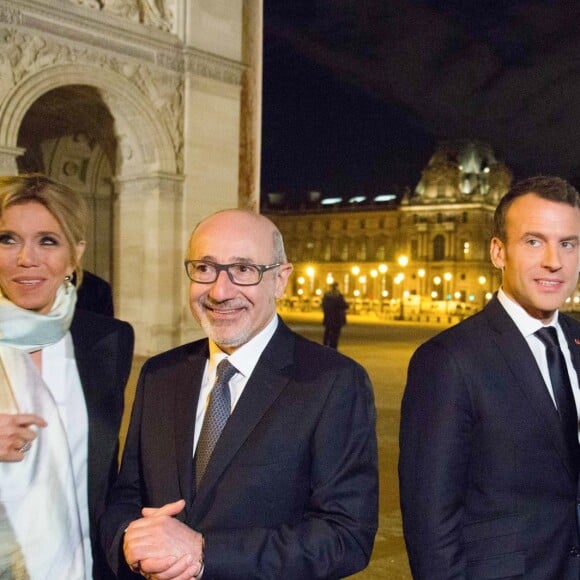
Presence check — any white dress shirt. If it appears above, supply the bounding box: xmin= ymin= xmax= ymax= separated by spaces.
xmin=42 ymin=333 xmax=93 ymax=578
xmin=498 ymin=289 xmax=580 ymax=437
xmin=193 ymin=315 xmax=279 ymax=454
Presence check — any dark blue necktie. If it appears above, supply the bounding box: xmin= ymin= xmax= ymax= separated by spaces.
xmin=195 ymin=359 xmax=236 ymax=486
xmin=535 ymin=326 xmax=580 ymax=464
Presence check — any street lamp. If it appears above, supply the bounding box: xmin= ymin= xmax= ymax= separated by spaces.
xmin=378 ymin=264 xmax=388 ymax=307
xmin=351 ymin=265 xmax=360 ymax=296
xmin=306 ymin=266 xmax=315 ymax=294
xmin=433 ymin=276 xmax=442 ymax=301
xmin=359 ymin=275 xmax=367 ymax=296
xmin=443 ymin=272 xmax=452 ymax=314
xmin=398 ymin=255 xmax=409 ymax=269
xmin=370 ymin=268 xmax=378 ymax=295
xmin=394 ymin=272 xmax=405 ymax=320
xmin=417 ymin=268 xmax=426 ymax=313
xmin=397 ymin=256 xmax=409 ymax=320
xmin=478 ymin=275 xmax=487 ymax=310
xmin=297 ymin=276 xmax=305 ymax=310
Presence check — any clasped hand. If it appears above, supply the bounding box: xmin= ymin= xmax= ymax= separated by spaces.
xmin=124 ymin=499 xmax=204 ymax=580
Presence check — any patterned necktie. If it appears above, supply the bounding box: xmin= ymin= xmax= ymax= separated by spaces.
xmin=195 ymin=358 xmax=237 ymax=486
xmin=535 ymin=326 xmax=580 ymax=462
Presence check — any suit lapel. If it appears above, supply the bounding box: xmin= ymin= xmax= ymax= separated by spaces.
xmin=191 ymin=321 xmax=295 ymax=515
xmin=560 ymin=315 xmax=580 ymax=382
xmin=486 ymin=298 xmax=575 ymax=477
xmin=175 ymin=343 xmax=208 ymax=511
xmin=69 ymin=312 xmax=122 ymax=526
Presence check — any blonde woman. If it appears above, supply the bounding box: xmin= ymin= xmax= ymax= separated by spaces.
xmin=0 ymin=174 xmax=134 ymax=579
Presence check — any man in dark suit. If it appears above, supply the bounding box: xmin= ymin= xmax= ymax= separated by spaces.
xmin=101 ymin=209 xmax=378 ymax=579
xmin=322 ymin=282 xmax=349 ymax=349
xmin=399 ymin=176 xmax=580 ymax=579
xmin=74 ymin=270 xmax=115 ymax=317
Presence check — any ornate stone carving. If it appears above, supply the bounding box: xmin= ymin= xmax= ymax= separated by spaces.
xmin=115 ymin=62 xmax=184 ymax=171
xmin=141 ymin=0 xmax=172 ymax=32
xmin=186 ymin=51 xmax=243 ymax=86
xmin=67 ymin=0 xmax=173 ymax=32
xmin=0 ymin=26 xmax=183 ymax=172
xmin=0 ymin=5 xmax=22 ymax=25
xmin=69 ymin=0 xmax=101 ymax=9
xmin=101 ymin=0 xmax=139 ymax=23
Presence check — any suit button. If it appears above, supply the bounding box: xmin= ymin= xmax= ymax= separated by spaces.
xmin=569 ymin=546 xmax=580 ymax=557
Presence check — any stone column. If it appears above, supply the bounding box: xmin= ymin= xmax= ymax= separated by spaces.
xmin=0 ymin=146 xmax=25 ymax=175
xmin=238 ymin=0 xmax=262 ymax=212
xmin=114 ymin=172 xmax=184 ymax=356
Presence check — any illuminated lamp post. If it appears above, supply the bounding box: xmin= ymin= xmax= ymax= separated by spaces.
xmin=443 ymin=272 xmax=452 ymax=314
xmin=359 ymin=275 xmax=367 ymax=296
xmin=297 ymin=276 xmax=305 ymax=310
xmin=478 ymin=275 xmax=487 ymax=310
xmin=418 ymin=268 xmax=426 ymax=313
xmin=397 ymin=256 xmax=409 ymax=320
xmin=351 ymin=265 xmax=360 ymax=296
xmin=394 ymin=273 xmax=405 ymax=320
xmin=378 ymin=264 xmax=388 ymax=312
xmin=433 ymin=275 xmax=442 ymax=303
xmin=306 ymin=266 xmax=315 ymax=295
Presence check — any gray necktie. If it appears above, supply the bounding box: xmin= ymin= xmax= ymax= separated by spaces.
xmin=195 ymin=358 xmax=236 ymax=486
xmin=535 ymin=326 xmax=580 ymax=466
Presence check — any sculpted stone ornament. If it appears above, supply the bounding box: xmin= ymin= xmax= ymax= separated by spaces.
xmin=141 ymin=0 xmax=172 ymax=31
xmin=68 ymin=0 xmax=172 ymax=31
xmin=70 ymin=0 xmax=101 ymax=8
xmin=101 ymin=0 xmax=140 ymax=22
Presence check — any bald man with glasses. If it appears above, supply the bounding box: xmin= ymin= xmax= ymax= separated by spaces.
xmin=101 ymin=209 xmax=378 ymax=580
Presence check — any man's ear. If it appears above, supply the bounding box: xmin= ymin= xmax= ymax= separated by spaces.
xmin=490 ymin=237 xmax=505 ymax=270
xmin=275 ymin=263 xmax=293 ymax=299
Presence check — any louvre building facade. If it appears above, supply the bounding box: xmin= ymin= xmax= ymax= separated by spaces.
xmin=265 ymin=140 xmax=519 ymax=321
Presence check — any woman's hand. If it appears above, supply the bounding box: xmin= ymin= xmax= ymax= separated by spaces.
xmin=0 ymin=413 xmax=47 ymax=461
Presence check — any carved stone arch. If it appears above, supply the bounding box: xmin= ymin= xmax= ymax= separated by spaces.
xmin=0 ymin=63 xmax=185 ymax=354
xmin=0 ymin=63 xmax=177 ymax=175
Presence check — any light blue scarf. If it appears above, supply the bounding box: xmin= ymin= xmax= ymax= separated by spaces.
xmin=0 ymin=280 xmax=86 ymax=578
xmin=0 ymin=282 xmax=77 ymax=352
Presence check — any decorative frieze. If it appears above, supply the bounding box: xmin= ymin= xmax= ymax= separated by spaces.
xmin=186 ymin=50 xmax=244 ymax=86
xmin=0 ymin=26 xmax=184 ymax=171
xmin=68 ymin=0 xmax=173 ymax=32
xmin=0 ymin=5 xmax=21 ymax=24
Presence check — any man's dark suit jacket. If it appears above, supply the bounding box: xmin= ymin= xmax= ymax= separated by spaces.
xmin=70 ymin=309 xmax=134 ymax=580
xmin=101 ymin=318 xmax=378 ymax=579
xmin=75 ymin=270 xmax=115 ymax=317
xmin=399 ymin=296 xmax=580 ymax=579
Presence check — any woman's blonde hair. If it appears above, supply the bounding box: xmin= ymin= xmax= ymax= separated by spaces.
xmin=0 ymin=174 xmax=88 ymax=284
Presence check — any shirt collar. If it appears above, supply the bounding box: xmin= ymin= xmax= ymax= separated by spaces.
xmin=497 ymin=287 xmax=560 ymax=337
xmin=208 ymin=314 xmax=279 ymax=378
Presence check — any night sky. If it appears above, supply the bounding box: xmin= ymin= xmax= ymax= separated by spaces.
xmin=261 ymin=38 xmax=436 ymax=203
xmin=260 ymin=2 xmax=580 ymax=203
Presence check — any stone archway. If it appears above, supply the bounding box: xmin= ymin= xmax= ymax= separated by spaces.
xmin=0 ymin=64 xmax=183 ymax=354
xmin=17 ymin=84 xmax=116 ymax=283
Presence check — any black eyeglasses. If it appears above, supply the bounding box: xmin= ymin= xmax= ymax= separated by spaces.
xmin=184 ymin=260 xmax=281 ymax=286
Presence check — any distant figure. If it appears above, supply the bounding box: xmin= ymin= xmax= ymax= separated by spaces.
xmin=74 ymin=270 xmax=115 ymax=317
xmin=322 ymin=282 xmax=349 ymax=349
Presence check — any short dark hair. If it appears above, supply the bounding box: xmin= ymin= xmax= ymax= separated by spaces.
xmin=493 ymin=176 xmax=580 ymax=241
